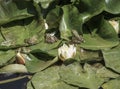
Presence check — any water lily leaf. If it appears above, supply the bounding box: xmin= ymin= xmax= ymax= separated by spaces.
xmin=31 ymin=66 xmax=59 ymax=89
xmin=23 ymin=17 xmax=45 ymax=43
xmin=59 ymin=5 xmax=82 ymax=40
xmin=0 ymin=0 xmax=35 ymax=25
xmin=46 ymin=6 xmax=62 ymax=29
xmin=59 ymin=62 xmax=118 ymax=89
xmin=33 ymin=0 xmax=54 ymax=8
xmin=30 ymin=81 xmax=78 ymax=89
xmin=59 ymin=0 xmax=105 ymax=40
xmin=0 ymin=50 xmax=15 ymax=66
xmin=102 ymin=44 xmax=120 ymax=73
xmin=0 ymin=17 xmax=45 ymax=50
xmin=0 ymin=64 xmax=28 ymax=73
xmin=80 ymin=17 xmax=119 ymax=50
xmin=96 ymin=66 xmax=119 ymax=78
xmin=105 ymin=0 xmax=120 ymax=14
xmin=30 ymin=66 xmax=78 ymax=89
xmin=25 ymin=53 xmax=58 ymax=73
xmin=59 ymin=63 xmax=102 ymax=89
xmin=29 ymin=40 xmax=61 ymax=57
xmin=27 ymin=81 xmax=34 ymax=89
xmin=47 ymin=0 xmax=105 ymax=40
xmin=102 ymin=77 xmax=120 ymax=89
xmin=0 ymin=21 xmax=29 ymax=48
xmin=78 ymin=0 xmax=105 ymax=23
xmin=76 ymin=47 xmax=101 ymax=62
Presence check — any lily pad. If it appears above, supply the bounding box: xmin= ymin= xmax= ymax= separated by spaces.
xmin=0 ymin=0 xmax=35 ymax=25
xmin=0 ymin=64 xmax=28 ymax=73
xmin=59 ymin=5 xmax=82 ymax=40
xmin=105 ymin=0 xmax=120 ymax=14
xmin=33 ymin=0 xmax=54 ymax=8
xmin=80 ymin=17 xmax=119 ymax=50
xmin=27 ymin=81 xmax=34 ymax=89
xmin=25 ymin=53 xmax=58 ymax=73
xmin=102 ymin=77 xmax=120 ymax=89
xmin=77 ymin=0 xmax=105 ymax=23
xmin=76 ymin=47 xmax=101 ymax=62
xmin=0 ymin=50 xmax=15 ymax=66
xmin=46 ymin=6 xmax=62 ymax=29
xmin=102 ymin=44 xmax=120 ymax=73
xmin=29 ymin=66 xmax=78 ymax=89
xmin=59 ymin=62 xmax=119 ymax=89
xmin=0 ymin=17 xmax=45 ymax=50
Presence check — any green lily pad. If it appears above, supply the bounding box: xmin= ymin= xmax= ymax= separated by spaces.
xmin=77 ymin=0 xmax=105 ymax=23
xmin=27 ymin=81 xmax=34 ymax=89
xmin=30 ymin=66 xmax=78 ymax=89
xmin=33 ymin=0 xmax=54 ymax=8
xmin=59 ymin=5 xmax=82 ymax=40
xmin=0 ymin=50 xmax=15 ymax=66
xmin=105 ymin=0 xmax=120 ymax=14
xmin=25 ymin=53 xmax=58 ymax=73
xmin=0 ymin=18 xmax=45 ymax=50
xmin=0 ymin=64 xmax=28 ymax=73
xmin=102 ymin=44 xmax=120 ymax=73
xmin=29 ymin=40 xmax=61 ymax=56
xmin=0 ymin=0 xmax=35 ymax=25
xmin=76 ymin=47 xmax=101 ymax=62
xmin=59 ymin=62 xmax=119 ymax=89
xmin=46 ymin=6 xmax=62 ymax=29
xmin=80 ymin=17 xmax=119 ymax=50
xmin=102 ymin=77 xmax=120 ymax=89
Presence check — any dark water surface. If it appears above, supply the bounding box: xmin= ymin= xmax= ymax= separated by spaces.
xmin=0 ymin=74 xmax=30 ymax=89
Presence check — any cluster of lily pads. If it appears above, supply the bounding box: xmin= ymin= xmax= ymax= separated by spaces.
xmin=0 ymin=0 xmax=120 ymax=89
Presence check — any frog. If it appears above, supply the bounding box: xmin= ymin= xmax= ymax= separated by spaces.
xmin=71 ymin=30 xmax=84 ymax=44
xmin=45 ymin=32 xmax=58 ymax=44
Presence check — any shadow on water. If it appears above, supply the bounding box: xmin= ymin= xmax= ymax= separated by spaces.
xmin=0 ymin=74 xmax=30 ymax=89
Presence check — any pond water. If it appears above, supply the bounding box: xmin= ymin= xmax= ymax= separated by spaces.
xmin=0 ymin=74 xmax=30 ymax=89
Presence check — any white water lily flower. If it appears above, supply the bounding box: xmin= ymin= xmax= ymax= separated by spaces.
xmin=109 ymin=20 xmax=119 ymax=34
xmin=58 ymin=44 xmax=76 ymax=61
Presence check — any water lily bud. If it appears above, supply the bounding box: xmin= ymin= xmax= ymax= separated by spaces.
xmin=58 ymin=44 xmax=76 ymax=61
xmin=16 ymin=52 xmax=25 ymax=64
xmin=109 ymin=20 xmax=119 ymax=34
xmin=44 ymin=20 xmax=48 ymax=29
